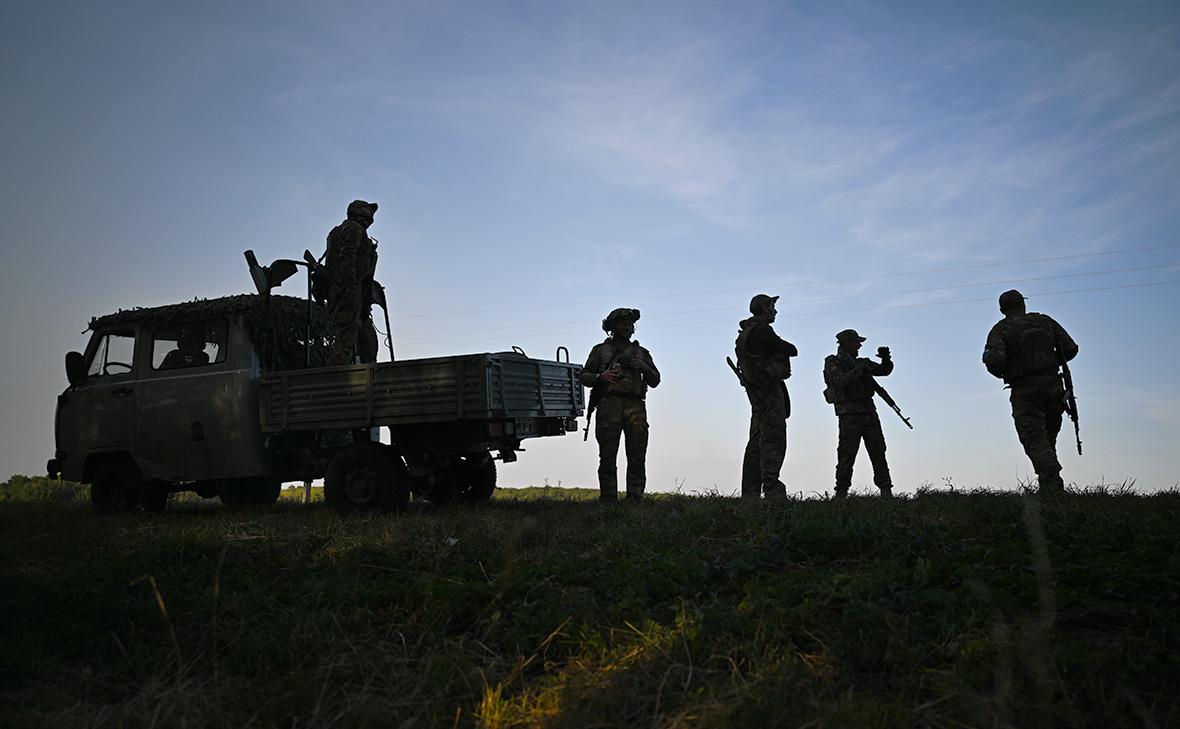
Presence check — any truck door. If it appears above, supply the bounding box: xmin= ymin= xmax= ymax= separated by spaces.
xmin=69 ymin=328 xmax=138 ymax=466
xmin=135 ymin=318 xmax=232 ymax=481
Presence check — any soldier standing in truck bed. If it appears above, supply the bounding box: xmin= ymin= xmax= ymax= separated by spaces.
xmin=982 ymin=289 xmax=1078 ymax=494
xmin=580 ymin=308 xmax=660 ymax=501
xmin=325 ymin=200 xmax=380 ymax=366
xmin=823 ymin=329 xmax=894 ymax=499
xmin=736 ymin=294 xmax=798 ymax=500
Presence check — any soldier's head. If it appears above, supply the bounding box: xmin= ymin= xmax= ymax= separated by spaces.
xmin=346 ymin=200 xmax=379 ymax=228
xmin=998 ymin=289 xmax=1026 ymax=315
xmin=602 ymin=308 xmax=640 ymax=338
xmin=179 ymin=326 xmax=205 ymax=354
xmin=749 ymin=294 xmax=779 ymax=322
xmin=836 ymin=328 xmax=866 ymax=353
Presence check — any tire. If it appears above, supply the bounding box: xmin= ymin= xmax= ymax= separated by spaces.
xmin=219 ymin=479 xmax=282 ymax=508
xmin=91 ymin=458 xmax=142 ymax=513
xmin=325 ymin=443 xmax=409 ymax=514
xmin=430 ymin=452 xmax=497 ymax=504
xmin=140 ymin=480 xmax=171 ymax=513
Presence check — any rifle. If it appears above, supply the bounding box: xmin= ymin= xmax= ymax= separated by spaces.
xmin=725 ymin=356 xmax=748 ymax=388
xmin=872 ymin=382 xmax=913 ymax=429
xmin=1059 ymin=355 xmax=1082 ymax=455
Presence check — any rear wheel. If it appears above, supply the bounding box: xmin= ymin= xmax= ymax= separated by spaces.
xmin=325 ymin=443 xmax=409 ymax=514
xmin=429 ymin=452 xmax=497 ymax=504
xmin=91 ymin=458 xmax=142 ymax=513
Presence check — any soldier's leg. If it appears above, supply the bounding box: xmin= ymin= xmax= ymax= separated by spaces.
xmin=357 ymin=314 xmax=379 ymax=364
xmin=862 ymin=411 xmax=893 ymax=496
xmin=594 ymin=397 xmax=623 ymax=501
xmin=1010 ymin=387 xmax=1063 ymax=491
xmin=741 ymin=393 xmax=764 ymax=500
xmin=622 ymin=400 xmax=650 ymax=499
xmin=758 ymin=387 xmax=787 ymax=498
xmin=328 ymin=289 xmax=362 ymax=366
xmin=835 ymin=415 xmax=862 ymax=496
xmin=1041 ymin=388 xmax=1066 ymax=492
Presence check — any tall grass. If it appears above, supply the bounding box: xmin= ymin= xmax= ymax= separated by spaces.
xmin=1 ymin=482 xmax=1176 ymax=727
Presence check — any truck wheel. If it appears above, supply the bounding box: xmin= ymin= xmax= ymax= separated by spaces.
xmin=219 ymin=479 xmax=282 ymax=508
xmin=325 ymin=443 xmax=409 ymax=514
xmin=91 ymin=458 xmax=142 ymax=513
xmin=431 ymin=453 xmax=497 ymax=504
xmin=140 ymin=480 xmax=171 ymax=513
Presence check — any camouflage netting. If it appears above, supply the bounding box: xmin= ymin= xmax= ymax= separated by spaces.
xmin=89 ymin=294 xmax=333 ymax=371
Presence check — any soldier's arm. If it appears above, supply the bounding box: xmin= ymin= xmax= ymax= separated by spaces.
xmin=754 ymin=325 xmax=798 ymax=357
xmin=1048 ymin=316 xmax=1079 ymax=362
xmin=868 ymin=356 xmax=894 ymax=376
xmin=579 ymin=346 xmax=603 ymax=387
xmin=639 ymin=349 xmax=661 ymax=388
xmin=334 ymin=222 xmax=365 ymax=291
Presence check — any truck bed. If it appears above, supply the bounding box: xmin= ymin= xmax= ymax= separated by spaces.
xmin=259 ymin=352 xmax=584 ymax=433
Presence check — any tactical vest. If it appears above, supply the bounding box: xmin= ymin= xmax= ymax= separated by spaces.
xmin=823 ymin=354 xmax=874 ymax=406
xmin=735 ymin=320 xmax=790 ymax=390
xmin=597 ymin=340 xmax=648 ymax=398
xmin=1002 ymin=314 xmax=1059 ymax=382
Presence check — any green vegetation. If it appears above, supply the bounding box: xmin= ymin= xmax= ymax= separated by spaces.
xmin=1 ymin=476 xmax=1176 ymax=728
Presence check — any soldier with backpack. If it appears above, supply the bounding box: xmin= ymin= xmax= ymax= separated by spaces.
xmin=982 ymin=289 xmax=1079 ymax=493
xmin=734 ymin=294 xmax=798 ymax=500
xmin=823 ymin=329 xmax=895 ymax=499
xmin=322 ymin=200 xmax=380 ymax=366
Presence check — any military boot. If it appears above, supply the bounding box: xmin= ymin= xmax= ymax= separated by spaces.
xmin=1038 ymin=473 xmax=1065 ymax=495
xmin=878 ymin=485 xmax=893 ymax=498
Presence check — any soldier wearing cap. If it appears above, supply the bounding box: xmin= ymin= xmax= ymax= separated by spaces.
xmin=983 ymin=289 xmax=1078 ymax=493
xmin=580 ymin=308 xmax=661 ymax=500
xmin=325 ymin=200 xmax=380 ymax=366
xmin=735 ymin=294 xmax=798 ymax=500
xmin=823 ymin=329 xmax=894 ymax=498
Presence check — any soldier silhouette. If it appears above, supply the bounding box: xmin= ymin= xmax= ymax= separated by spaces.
xmin=983 ymin=289 xmax=1078 ymax=493
xmin=580 ymin=308 xmax=660 ymax=500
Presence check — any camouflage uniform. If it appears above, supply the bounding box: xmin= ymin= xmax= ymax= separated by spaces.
xmin=580 ymin=309 xmax=660 ymax=500
xmin=983 ymin=290 xmax=1078 ymax=493
xmin=325 ymin=200 xmax=379 ymax=366
xmin=736 ymin=295 xmax=798 ymax=500
xmin=823 ymin=330 xmax=894 ymax=496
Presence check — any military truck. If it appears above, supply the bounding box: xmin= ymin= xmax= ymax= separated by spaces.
xmin=48 ymin=283 xmax=584 ymax=513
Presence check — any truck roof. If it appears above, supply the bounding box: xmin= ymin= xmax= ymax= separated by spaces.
xmin=89 ymin=294 xmax=320 ymax=330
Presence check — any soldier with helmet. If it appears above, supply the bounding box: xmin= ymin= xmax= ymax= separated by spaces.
xmin=983 ymin=289 xmax=1078 ymax=493
xmin=325 ymin=200 xmax=381 ymax=366
xmin=735 ymin=294 xmax=798 ymax=500
xmin=580 ymin=308 xmax=661 ymax=500
xmin=823 ymin=329 xmax=895 ymax=498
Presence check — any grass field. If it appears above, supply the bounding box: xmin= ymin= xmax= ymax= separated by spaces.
xmin=1 ymin=477 xmax=1177 ymax=728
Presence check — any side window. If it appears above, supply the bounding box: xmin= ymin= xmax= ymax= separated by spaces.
xmin=86 ymin=330 xmax=137 ymax=377
xmin=152 ymin=319 xmax=228 ymax=370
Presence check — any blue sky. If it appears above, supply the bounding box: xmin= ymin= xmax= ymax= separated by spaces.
xmin=2 ymin=0 xmax=1178 ymax=493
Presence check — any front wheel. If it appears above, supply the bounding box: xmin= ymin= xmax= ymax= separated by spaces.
xmin=91 ymin=458 xmax=142 ymax=512
xmin=325 ymin=443 xmax=409 ymax=514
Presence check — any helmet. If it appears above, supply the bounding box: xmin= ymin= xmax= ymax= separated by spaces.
xmin=998 ymin=289 xmax=1026 ymax=312
xmin=749 ymin=293 xmax=779 ymax=315
xmin=602 ymin=307 xmax=640 ymax=332
xmin=346 ymin=200 xmax=378 ymax=222
xmin=836 ymin=328 xmax=867 ymax=343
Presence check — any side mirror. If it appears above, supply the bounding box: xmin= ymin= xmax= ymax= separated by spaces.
xmin=65 ymin=351 xmax=86 ymax=385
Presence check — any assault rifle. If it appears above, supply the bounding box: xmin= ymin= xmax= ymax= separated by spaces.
xmin=872 ymin=382 xmax=913 ymax=429
xmin=725 ymin=356 xmax=748 ymax=388
xmin=1059 ymin=354 xmax=1082 ymax=455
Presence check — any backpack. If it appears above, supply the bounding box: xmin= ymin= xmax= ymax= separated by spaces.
xmin=1008 ymin=315 xmax=1059 ymax=379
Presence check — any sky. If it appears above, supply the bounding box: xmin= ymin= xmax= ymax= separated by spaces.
xmin=1 ymin=0 xmax=1178 ymax=495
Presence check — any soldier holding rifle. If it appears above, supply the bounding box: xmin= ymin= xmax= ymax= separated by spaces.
xmin=982 ymin=289 xmax=1079 ymax=494
xmin=823 ymin=329 xmax=902 ymax=499
xmin=580 ymin=309 xmax=660 ymax=501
